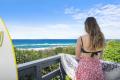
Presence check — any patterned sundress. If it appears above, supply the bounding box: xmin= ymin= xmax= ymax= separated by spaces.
xmin=76 ymin=56 xmax=105 ymax=80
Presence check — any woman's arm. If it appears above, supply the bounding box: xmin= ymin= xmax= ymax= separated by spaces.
xmin=75 ymin=37 xmax=82 ymax=60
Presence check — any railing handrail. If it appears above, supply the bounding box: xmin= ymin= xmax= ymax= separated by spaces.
xmin=18 ymin=54 xmax=61 ymax=70
xmin=18 ymin=54 xmax=66 ymax=80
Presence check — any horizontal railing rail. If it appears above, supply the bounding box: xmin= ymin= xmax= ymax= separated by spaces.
xmin=18 ymin=54 xmax=66 ymax=80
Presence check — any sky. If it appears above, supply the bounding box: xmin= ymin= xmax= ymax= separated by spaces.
xmin=0 ymin=0 xmax=120 ymax=39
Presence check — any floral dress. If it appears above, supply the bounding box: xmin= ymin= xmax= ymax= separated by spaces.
xmin=76 ymin=57 xmax=105 ymax=80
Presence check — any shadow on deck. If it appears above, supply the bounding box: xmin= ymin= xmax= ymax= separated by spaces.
xmin=18 ymin=54 xmax=66 ymax=80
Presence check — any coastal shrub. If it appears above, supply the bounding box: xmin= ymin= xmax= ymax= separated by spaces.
xmin=15 ymin=40 xmax=120 ymax=64
xmin=103 ymin=40 xmax=120 ymax=62
xmin=62 ymin=46 xmax=75 ymax=55
xmin=65 ymin=76 xmax=71 ymax=80
xmin=54 ymin=47 xmax=63 ymax=54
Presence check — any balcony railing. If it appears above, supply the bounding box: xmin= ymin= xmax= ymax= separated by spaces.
xmin=18 ymin=54 xmax=66 ymax=80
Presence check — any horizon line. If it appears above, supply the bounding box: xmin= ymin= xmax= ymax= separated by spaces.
xmin=12 ymin=38 xmax=120 ymax=40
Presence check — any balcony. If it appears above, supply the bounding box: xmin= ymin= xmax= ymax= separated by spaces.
xmin=18 ymin=54 xmax=66 ymax=80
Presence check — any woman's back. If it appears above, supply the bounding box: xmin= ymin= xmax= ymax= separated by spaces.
xmin=80 ymin=34 xmax=103 ymax=58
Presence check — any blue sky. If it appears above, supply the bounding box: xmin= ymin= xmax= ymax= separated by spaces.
xmin=0 ymin=0 xmax=120 ymax=39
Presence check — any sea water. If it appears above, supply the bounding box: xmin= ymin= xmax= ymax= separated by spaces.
xmin=12 ymin=39 xmax=77 ymax=49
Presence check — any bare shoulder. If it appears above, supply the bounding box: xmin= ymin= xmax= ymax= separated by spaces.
xmin=77 ymin=34 xmax=88 ymax=43
xmin=77 ymin=34 xmax=89 ymax=40
xmin=77 ymin=36 xmax=81 ymax=42
xmin=81 ymin=34 xmax=89 ymax=40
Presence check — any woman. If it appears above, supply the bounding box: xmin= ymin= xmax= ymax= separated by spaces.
xmin=75 ymin=17 xmax=105 ymax=80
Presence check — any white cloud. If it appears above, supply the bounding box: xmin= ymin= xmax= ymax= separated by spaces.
xmin=65 ymin=4 xmax=120 ymax=39
xmin=7 ymin=23 xmax=84 ymax=39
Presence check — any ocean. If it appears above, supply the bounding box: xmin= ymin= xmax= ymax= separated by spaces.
xmin=12 ymin=39 xmax=120 ymax=50
xmin=12 ymin=39 xmax=77 ymax=49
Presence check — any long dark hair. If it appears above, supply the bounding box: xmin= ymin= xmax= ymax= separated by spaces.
xmin=85 ymin=17 xmax=105 ymax=50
